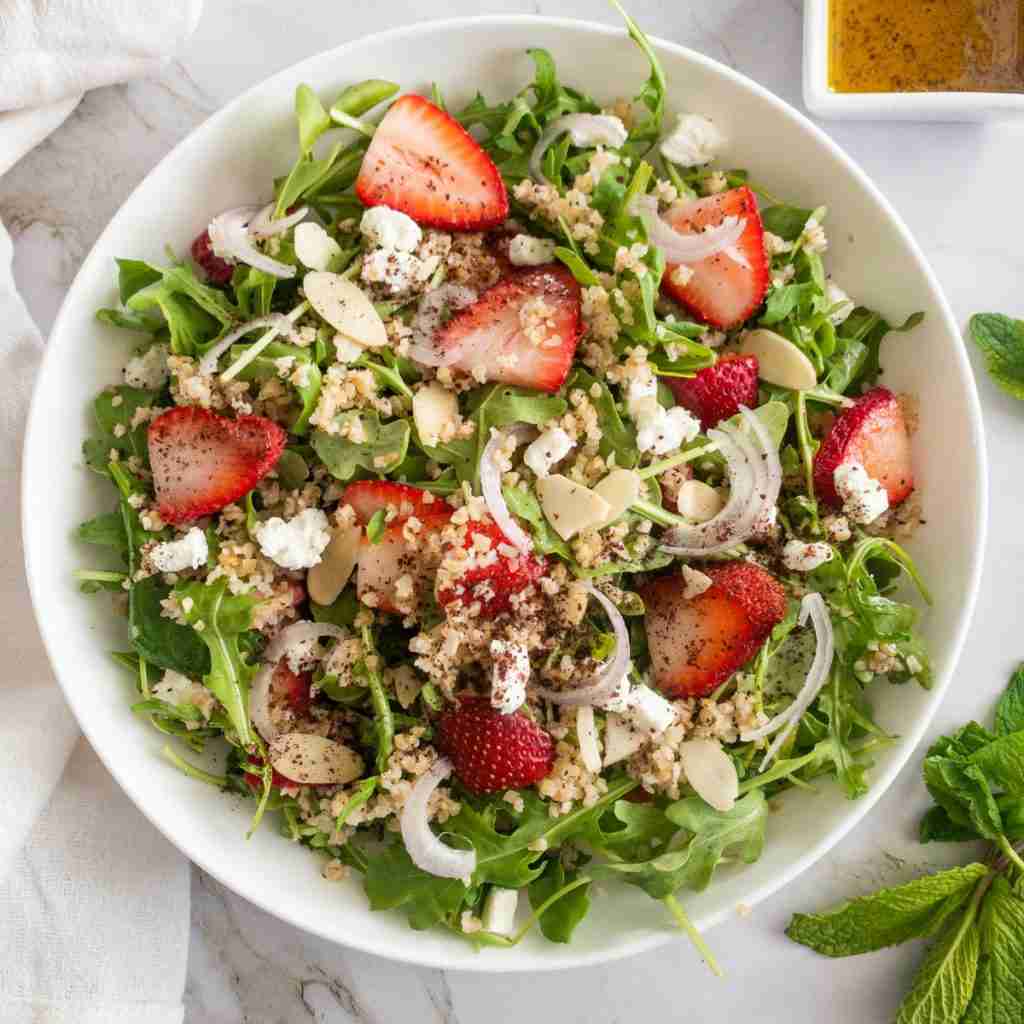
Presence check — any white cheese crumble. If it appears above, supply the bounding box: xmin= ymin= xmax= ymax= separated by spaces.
xmin=660 ymin=113 xmax=725 ymax=167
xmin=152 ymin=670 xmax=214 ymax=718
xmin=149 ymin=527 xmax=208 ymax=573
xmin=360 ymin=248 xmax=423 ymax=295
xmin=597 ymin=680 xmax=677 ymax=734
xmin=254 ymin=508 xmax=332 ymax=570
xmin=508 ymin=234 xmax=557 ymax=266
xmin=523 ymin=426 xmax=575 ymax=478
xmin=834 ymin=463 xmax=889 ymax=525
xmin=359 ymin=205 xmax=422 ymax=252
xmin=124 ymin=344 xmax=169 ymax=390
xmin=564 ymin=114 xmax=628 ymax=149
xmin=636 ymin=405 xmax=700 ymax=455
xmin=781 ymin=539 xmax=834 ymax=573
xmin=490 ymin=638 xmax=530 ymax=715
xmin=825 ymin=281 xmax=855 ymax=326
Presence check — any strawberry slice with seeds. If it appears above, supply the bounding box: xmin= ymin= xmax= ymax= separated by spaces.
xmin=660 ymin=186 xmax=769 ymax=329
xmin=191 ymin=230 xmax=234 ymax=285
xmin=667 ymin=353 xmax=760 ymax=430
xmin=356 ymin=94 xmax=508 ymax=230
xmin=436 ymin=518 xmax=547 ymax=617
xmin=271 ymin=661 xmax=313 ymax=717
xmin=433 ymin=265 xmax=582 ymax=393
xmin=340 ymin=480 xmax=446 ymax=525
xmin=642 ymin=562 xmax=787 ymax=699
xmin=438 ymin=696 xmax=555 ymax=794
xmin=148 ymin=406 xmax=286 ymax=524
xmin=813 ymin=386 xmax=914 ymax=507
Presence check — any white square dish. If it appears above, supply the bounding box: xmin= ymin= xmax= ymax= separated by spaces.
xmin=803 ymin=0 xmax=1024 ymax=121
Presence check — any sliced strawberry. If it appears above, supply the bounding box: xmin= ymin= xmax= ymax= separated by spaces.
xmin=356 ymin=94 xmax=508 ymax=230
xmin=191 ymin=230 xmax=234 ymax=286
xmin=436 ymin=518 xmax=547 ymax=617
xmin=667 ymin=353 xmax=760 ymax=430
xmin=433 ymin=265 xmax=582 ymax=393
xmin=271 ymin=661 xmax=313 ymax=717
xmin=438 ymin=696 xmax=555 ymax=794
xmin=813 ymin=387 xmax=914 ymax=507
xmin=356 ymin=511 xmax=452 ymax=614
xmin=148 ymin=406 xmax=285 ymax=524
xmin=340 ymin=480 xmax=445 ymax=525
xmin=642 ymin=562 xmax=787 ymax=699
xmin=660 ymin=186 xmax=769 ymax=329
xmin=244 ymin=758 xmax=293 ymax=792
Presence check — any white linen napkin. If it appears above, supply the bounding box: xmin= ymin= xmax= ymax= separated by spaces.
xmin=0 ymin=3 xmax=204 ymax=1021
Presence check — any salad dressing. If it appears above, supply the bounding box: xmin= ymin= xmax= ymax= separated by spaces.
xmin=828 ymin=0 xmax=1024 ymax=93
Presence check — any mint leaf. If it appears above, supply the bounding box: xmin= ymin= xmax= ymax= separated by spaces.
xmin=786 ymin=864 xmax=988 ymax=957
xmin=995 ymin=666 xmax=1024 ymax=737
xmin=969 ymin=313 xmax=1024 ymax=401
xmin=920 ymin=805 xmax=980 ymax=844
xmin=894 ymin=897 xmax=982 ymax=1024
xmin=527 ymin=860 xmax=591 ymax=944
xmin=923 ymin=756 xmax=1003 ymax=840
xmin=962 ymin=875 xmax=1024 ymax=1024
xmin=970 ymin=732 xmax=1024 ymax=795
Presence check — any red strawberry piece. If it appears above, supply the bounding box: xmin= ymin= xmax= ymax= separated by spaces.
xmin=435 ymin=518 xmax=547 ymax=617
xmin=191 ymin=230 xmax=235 ymax=286
xmin=340 ymin=480 xmax=446 ymax=525
xmin=660 ymin=186 xmax=769 ymax=329
xmin=812 ymin=386 xmax=914 ymax=508
xmin=433 ymin=265 xmax=582 ymax=393
xmin=356 ymin=511 xmax=452 ymax=614
xmin=356 ymin=94 xmax=508 ymax=231
xmin=271 ymin=661 xmax=313 ymax=717
xmin=668 ymin=353 xmax=760 ymax=430
xmin=148 ymin=406 xmax=286 ymax=524
xmin=438 ymin=697 xmax=555 ymax=794
xmin=642 ymin=561 xmax=787 ymax=699
xmin=244 ymin=758 xmax=293 ymax=792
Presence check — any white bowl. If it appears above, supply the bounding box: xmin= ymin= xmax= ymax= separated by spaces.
xmin=803 ymin=0 xmax=1024 ymax=121
xmin=23 ymin=15 xmax=987 ymax=971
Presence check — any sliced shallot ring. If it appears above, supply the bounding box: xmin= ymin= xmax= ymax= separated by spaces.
xmin=529 ymin=114 xmax=628 ymax=185
xmin=198 ymin=313 xmax=301 ymax=376
xmin=248 ymin=202 xmax=309 ymax=239
xmin=632 ymin=194 xmax=747 ymax=265
xmin=250 ymin=664 xmax=278 ymax=742
xmin=405 ymin=284 xmax=478 ymax=367
xmin=532 ymin=584 xmax=630 ymax=706
xmin=480 ymin=424 xmax=538 ymax=554
xmin=400 ymin=757 xmax=476 ymax=880
xmin=742 ymin=592 xmax=834 ymax=771
xmin=208 ymin=206 xmax=296 ymax=279
xmin=264 ymin=621 xmax=347 ymax=665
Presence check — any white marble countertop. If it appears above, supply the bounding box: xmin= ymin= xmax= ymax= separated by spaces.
xmin=4 ymin=1 xmax=1024 ymax=1020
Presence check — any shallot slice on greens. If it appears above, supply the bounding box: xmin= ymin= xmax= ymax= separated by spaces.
xmin=400 ymin=758 xmax=476 ymax=880
xmin=480 ymin=424 xmax=538 ymax=554
xmin=529 ymin=114 xmax=628 ymax=185
xmin=207 ymin=205 xmax=299 ymax=279
xmin=632 ymin=194 xmax=747 ymax=266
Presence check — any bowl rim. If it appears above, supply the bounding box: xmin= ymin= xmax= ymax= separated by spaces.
xmin=803 ymin=0 xmax=1024 ymax=119
xmin=22 ymin=12 xmax=989 ymax=972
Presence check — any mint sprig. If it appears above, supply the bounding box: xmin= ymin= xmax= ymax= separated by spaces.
xmin=788 ymin=667 xmax=1024 ymax=1023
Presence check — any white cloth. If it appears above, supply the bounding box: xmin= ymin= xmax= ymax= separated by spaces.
xmin=0 ymin=2 xmax=203 ymax=1021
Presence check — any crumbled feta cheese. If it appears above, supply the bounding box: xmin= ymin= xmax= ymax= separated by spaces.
xmin=660 ymin=113 xmax=725 ymax=167
xmin=564 ymin=114 xmax=628 ymax=149
xmin=149 ymin=527 xmax=208 ymax=573
xmin=360 ymin=205 xmax=422 ymax=252
xmin=625 ymin=370 xmax=660 ymax=420
xmin=334 ymin=333 xmax=364 ymax=362
xmin=681 ymin=565 xmax=713 ymax=599
xmin=824 ymin=514 xmax=852 ymax=543
xmin=834 ymin=463 xmax=889 ymax=525
xmin=825 ymin=281 xmax=855 ymax=325
xmin=782 ymin=539 xmax=834 ymax=573
xmin=490 ymin=638 xmax=530 ymax=715
xmin=636 ymin=405 xmax=700 ymax=455
xmin=124 ymin=344 xmax=169 ymax=390
xmin=482 ymin=887 xmax=519 ymax=937
xmin=596 ymin=680 xmax=676 ymax=734
xmin=360 ymin=247 xmax=424 ymax=294
xmin=523 ymin=426 xmax=575 ymax=478
xmin=508 ymin=234 xmax=557 ymax=266
xmin=152 ymin=670 xmax=214 ymax=718
xmin=254 ymin=508 xmax=332 ymax=570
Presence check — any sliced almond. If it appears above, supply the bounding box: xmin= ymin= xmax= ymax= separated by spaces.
xmin=738 ymin=328 xmax=817 ymax=391
xmin=268 ymin=733 xmax=365 ymax=785
xmin=412 ymin=382 xmax=459 ymax=447
xmin=295 ymin=222 xmax=343 ymax=271
xmin=576 ymin=705 xmax=602 ymax=774
xmin=386 ymin=664 xmax=423 ymax=709
xmin=536 ymin=474 xmax=612 ymax=541
xmin=677 ymin=479 xmax=725 ymax=522
xmin=306 ymin=521 xmax=361 ymax=606
xmin=677 ymin=738 xmax=738 ymax=812
xmin=592 ymin=468 xmax=642 ymax=528
xmin=304 ymin=271 xmax=387 ymax=348
xmin=603 ymin=712 xmax=647 ymax=767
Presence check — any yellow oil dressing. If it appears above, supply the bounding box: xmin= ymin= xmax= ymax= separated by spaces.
xmin=829 ymin=0 xmax=1024 ymax=93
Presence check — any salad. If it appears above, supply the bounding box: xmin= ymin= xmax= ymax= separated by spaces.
xmin=76 ymin=7 xmax=933 ymax=954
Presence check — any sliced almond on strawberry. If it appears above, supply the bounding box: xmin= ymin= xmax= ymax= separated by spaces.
xmin=304 ymin=271 xmax=387 ymax=348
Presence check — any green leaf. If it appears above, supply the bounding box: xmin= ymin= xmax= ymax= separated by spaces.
xmin=612 ymin=0 xmax=666 ymax=156
xmin=363 ymin=842 xmax=468 ymax=930
xmin=275 ymin=448 xmax=309 ymax=490
xmin=920 ymin=805 xmax=980 ymax=844
xmin=567 ymin=367 xmax=637 ymax=468
xmin=117 ymin=258 xmax=162 ymax=303
xmin=995 ymin=665 xmax=1024 ymax=737
xmin=761 ymin=205 xmax=814 ymax=241
xmin=295 ymin=84 xmax=331 ymax=155
xmin=923 ymin=756 xmax=1003 ymax=840
xmin=961 ymin=875 xmax=1024 ymax=1024
xmin=722 ymin=400 xmax=790 ymax=450
xmin=96 ymin=307 xmax=162 ymax=334
xmin=358 ymin=627 xmax=393 ymax=774
xmin=970 ymin=732 xmax=1024 ymax=795
xmin=311 ymin=412 xmax=411 ymax=480
xmin=501 ymin=485 xmax=570 ymax=558
xmin=75 ymin=512 xmax=128 ymax=554
xmin=786 ymin=864 xmax=989 ymax=957
xmin=83 ymin=385 xmax=158 ymax=472
xmin=130 ymin=577 xmax=211 ymax=678
xmin=894 ymin=896 xmax=982 ymax=1024
xmin=969 ymin=313 xmax=1024 ymax=401
xmin=835 ymin=307 xmax=923 ymax=392
xmin=527 ymin=860 xmax=591 ymax=944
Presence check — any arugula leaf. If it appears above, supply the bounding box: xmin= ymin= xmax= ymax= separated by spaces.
xmin=363 ymin=841 xmax=468 ymax=930
xmin=786 ymin=864 xmax=989 ymax=956
xmin=75 ymin=511 xmax=128 ymax=554
xmin=722 ymin=400 xmax=790 ymax=450
xmin=834 ymin=307 xmax=923 ymax=393
xmin=968 ymin=313 xmax=1024 ymax=401
xmin=311 ymin=413 xmax=411 ymax=480
xmin=611 ymin=0 xmax=666 ymax=156
xmin=961 ymin=875 xmax=1024 ymax=1024
xmin=501 ymin=484 xmax=571 ymax=558
xmin=83 ymin=386 xmax=157 ymax=473
xmin=567 ymin=367 xmax=637 ymax=468
xmin=295 ymin=84 xmax=331 ymax=155
xmin=761 ymin=205 xmax=814 ymax=241
xmin=527 ymin=860 xmax=591 ymax=944
xmin=995 ymin=665 xmax=1024 ymax=737
xmin=358 ymin=627 xmax=393 ymax=773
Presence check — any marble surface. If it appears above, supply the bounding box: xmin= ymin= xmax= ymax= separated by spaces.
xmin=5 ymin=1 xmax=1024 ymax=1021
